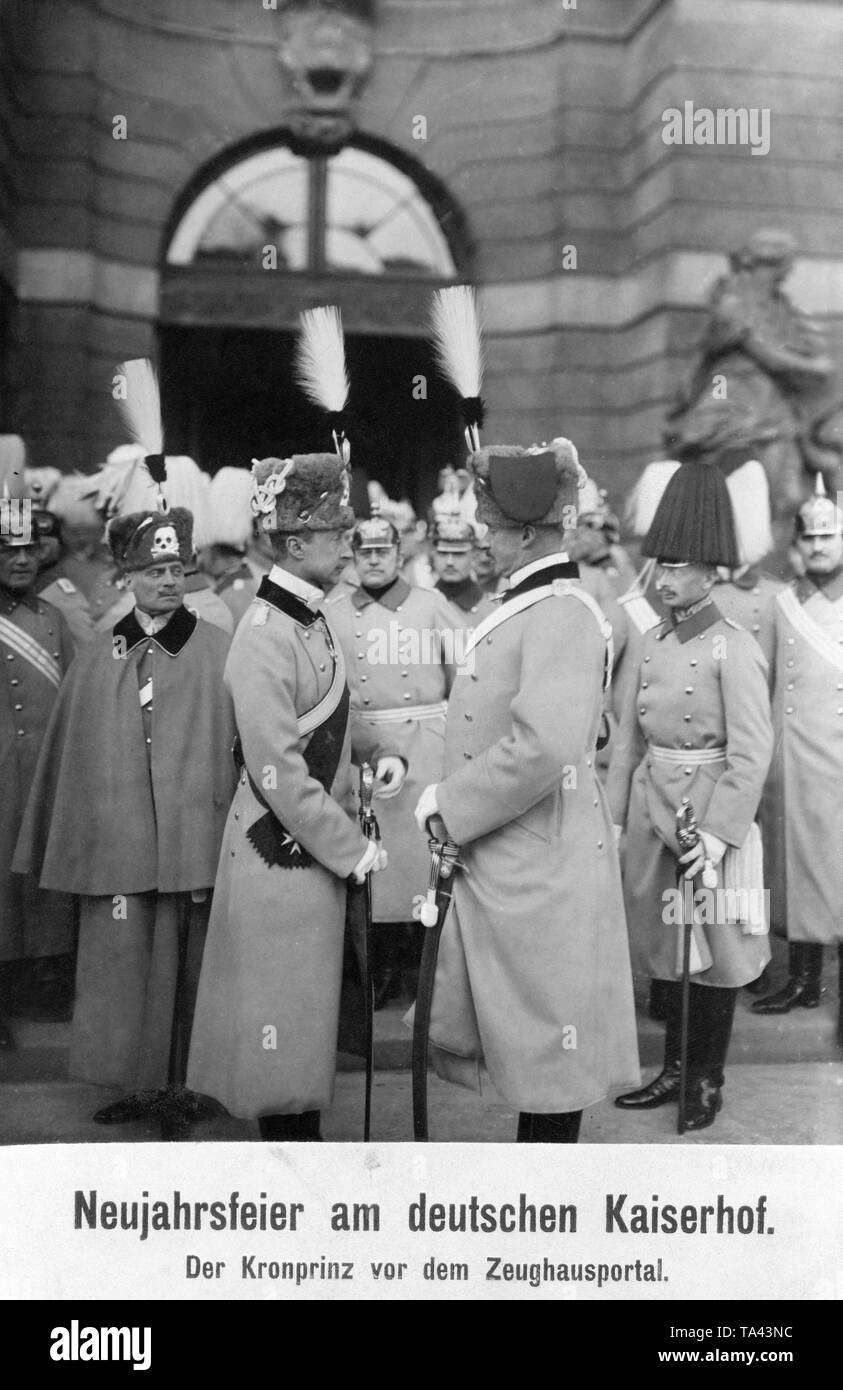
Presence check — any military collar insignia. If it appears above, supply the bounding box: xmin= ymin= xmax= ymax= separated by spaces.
xmin=352 ymin=576 xmax=411 ymax=612
xmin=113 ymin=603 xmax=197 ymax=656
xmin=795 ymin=568 xmax=843 ymax=605
xmin=0 ymin=587 xmax=43 ymax=614
xmin=256 ymin=574 xmax=321 ymax=627
xmin=659 ymin=599 xmax=723 ymax=644
xmin=502 ymin=559 xmax=579 ymax=605
xmin=435 ymin=577 xmax=485 ymax=612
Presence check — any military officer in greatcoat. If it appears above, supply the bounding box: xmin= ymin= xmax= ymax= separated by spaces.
xmin=326 ymin=514 xmax=461 ymax=1006
xmin=414 ymin=439 xmax=640 ymax=1142
xmin=187 ymin=456 xmax=405 ymax=1140
xmin=608 ymin=459 xmax=774 ymax=1131
xmin=0 ymin=503 xmax=75 ymax=1047
xmin=752 ymin=475 xmax=843 ymax=1039
xmin=430 ymin=515 xmax=497 ymax=629
xmin=15 ymin=504 xmax=236 ymax=1127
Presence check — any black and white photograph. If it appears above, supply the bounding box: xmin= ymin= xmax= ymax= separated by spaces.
xmin=0 ymin=0 xmax=842 ymax=1314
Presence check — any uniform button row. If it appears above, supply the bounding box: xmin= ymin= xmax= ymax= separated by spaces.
xmin=463 ymin=751 xmax=472 ymax=760
xmin=464 ymin=712 xmax=473 ymax=721
xmin=10 ymin=679 xmax=18 ymax=687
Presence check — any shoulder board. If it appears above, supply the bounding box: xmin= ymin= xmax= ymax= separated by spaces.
xmin=251 ymin=603 xmax=269 ymax=626
xmin=724 ymin=617 xmax=742 ymax=630
xmin=56 ymin=577 xmax=77 ymax=595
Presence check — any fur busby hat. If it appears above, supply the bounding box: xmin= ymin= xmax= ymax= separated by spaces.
xmin=471 ymin=438 xmax=582 ymax=529
xmin=642 ymin=460 xmax=739 ymax=567
xmin=107 ymin=506 xmax=193 ymax=571
xmin=250 ymin=455 xmax=353 ymax=534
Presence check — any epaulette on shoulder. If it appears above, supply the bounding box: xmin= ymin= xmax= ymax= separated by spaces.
xmin=723 ymin=617 xmax=742 ymax=630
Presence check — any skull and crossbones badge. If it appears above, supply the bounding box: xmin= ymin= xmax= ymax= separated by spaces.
xmin=150 ymin=524 xmax=178 ymax=557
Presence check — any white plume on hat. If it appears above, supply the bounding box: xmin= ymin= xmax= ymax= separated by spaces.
xmin=116 ymin=454 xmax=211 ymax=549
xmin=0 ymin=435 xmax=27 ymax=499
xmin=725 ymin=460 xmax=772 ymax=566
xmin=106 ymin=443 xmax=146 ymax=466
xmin=47 ymin=473 xmax=104 ymax=529
xmin=207 ymin=467 xmax=253 ymax=549
xmin=626 ymin=460 xmax=682 ymax=536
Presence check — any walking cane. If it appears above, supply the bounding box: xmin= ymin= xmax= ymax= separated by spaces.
xmin=412 ymin=817 xmax=463 ymax=1142
xmin=357 ymin=763 xmax=379 ymax=1142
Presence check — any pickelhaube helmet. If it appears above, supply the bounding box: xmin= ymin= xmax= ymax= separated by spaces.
xmin=795 ymin=472 xmax=841 ymax=538
xmin=351 ymin=514 xmax=399 ymax=550
xmin=431 ymin=514 xmax=476 ymax=552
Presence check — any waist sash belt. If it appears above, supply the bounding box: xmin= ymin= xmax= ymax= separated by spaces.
xmin=357 ymin=701 xmax=447 ymax=724
xmin=649 ymin=745 xmax=727 ymax=765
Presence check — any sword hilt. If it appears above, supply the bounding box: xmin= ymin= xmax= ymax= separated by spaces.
xmin=359 ymin=762 xmax=380 ymax=842
xmin=420 ymin=820 xmax=463 ymax=927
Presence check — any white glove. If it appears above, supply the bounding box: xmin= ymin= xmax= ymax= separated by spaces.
xmin=414 ymin=783 xmax=439 ymax=833
xmin=373 ymin=756 xmax=406 ymax=800
xmin=679 ymin=829 xmax=728 ymax=880
xmin=352 ymin=840 xmax=389 ymax=884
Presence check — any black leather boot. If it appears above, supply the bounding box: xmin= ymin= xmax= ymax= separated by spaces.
xmin=752 ymin=942 xmax=824 ymax=1013
xmin=648 ymin=978 xmax=671 ymax=1022
xmin=258 ymin=1110 xmax=322 ymax=1141
xmin=683 ymin=1076 xmax=723 ymax=1132
xmin=744 ymin=963 xmax=771 ymax=996
xmin=616 ymin=981 xmax=680 ymax=1109
xmin=517 ymin=1111 xmax=582 ymax=1143
xmin=615 ymin=1062 xmax=681 ymax=1109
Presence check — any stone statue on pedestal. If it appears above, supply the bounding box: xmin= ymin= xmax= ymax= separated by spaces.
xmin=664 ymin=229 xmax=836 ymax=516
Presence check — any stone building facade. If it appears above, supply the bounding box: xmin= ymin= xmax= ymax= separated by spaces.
xmin=0 ymin=0 xmax=841 ymax=508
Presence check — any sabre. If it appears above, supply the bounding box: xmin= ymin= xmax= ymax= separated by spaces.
xmin=412 ymin=816 xmax=463 ymax=1142
xmin=674 ymin=799 xmax=716 ymax=1136
xmin=357 ymin=762 xmax=379 ymax=1142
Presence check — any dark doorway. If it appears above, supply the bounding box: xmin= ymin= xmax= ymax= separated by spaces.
xmin=157 ymin=326 xmax=464 ymax=517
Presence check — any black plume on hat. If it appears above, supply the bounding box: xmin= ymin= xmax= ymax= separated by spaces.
xmin=642 ymin=460 xmax=739 ymax=567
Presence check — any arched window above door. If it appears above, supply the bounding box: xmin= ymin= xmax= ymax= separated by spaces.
xmin=166 ymin=144 xmax=458 ymax=279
